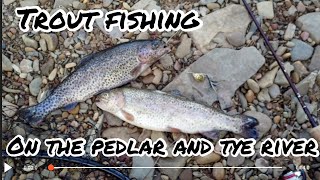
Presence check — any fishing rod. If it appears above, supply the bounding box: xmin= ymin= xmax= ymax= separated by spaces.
xmin=2 ymin=150 xmax=130 ymax=180
xmin=241 ymin=0 xmax=318 ymax=128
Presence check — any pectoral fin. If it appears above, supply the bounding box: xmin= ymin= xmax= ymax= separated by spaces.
xmin=121 ymin=109 xmax=134 ymax=121
xmin=130 ymin=64 xmax=143 ymax=77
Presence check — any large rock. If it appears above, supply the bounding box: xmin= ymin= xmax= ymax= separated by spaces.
xmin=188 ymin=4 xmax=251 ymax=53
xmin=129 ymin=156 xmax=154 ymax=180
xmin=309 ymin=46 xmax=320 ymax=71
xmin=296 ymin=12 xmax=320 ymax=43
xmin=290 ymin=39 xmax=314 ymax=61
xmin=163 ymin=47 xmax=265 ymax=109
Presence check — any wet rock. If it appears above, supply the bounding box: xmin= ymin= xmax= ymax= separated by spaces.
xmin=129 ymin=156 xmax=154 ymax=180
xmin=131 ymin=0 xmax=161 ymax=12
xmin=40 ymin=33 xmax=58 ymax=51
xmin=290 ymin=39 xmax=314 ymax=61
xmin=163 ymin=47 xmax=265 ymax=109
xmin=188 ymin=4 xmax=251 ymax=53
xmin=157 ymin=156 xmax=188 ymax=180
xmin=2 ymin=99 xmax=18 ymax=117
xmin=29 ymin=77 xmax=42 ymax=96
xmin=244 ymin=111 xmax=272 ymax=139
xmin=258 ymin=66 xmax=279 ymax=88
xmin=226 ymin=32 xmax=245 ymax=47
xmin=20 ymin=59 xmax=33 ymax=73
xmin=284 ymin=23 xmax=296 ymax=40
xmin=175 ymin=34 xmax=192 ymax=58
xmin=195 ymin=152 xmax=221 ymax=165
xmin=296 ymin=12 xmax=320 ymax=43
xmin=268 ymin=84 xmax=281 ymax=99
xmin=2 ymin=54 xmax=13 ymax=71
xmin=309 ymin=46 xmax=320 ymax=71
xmin=255 ymin=158 xmax=269 ymax=173
xmin=22 ymin=35 xmax=38 ymax=49
xmin=274 ymin=62 xmax=294 ymax=86
xmin=257 ymin=1 xmax=274 ymax=19
xmin=102 ymin=127 xmax=140 ymax=142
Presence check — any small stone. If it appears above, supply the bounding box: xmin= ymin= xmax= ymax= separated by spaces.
xmin=290 ymin=39 xmax=314 ymax=61
xmin=2 ymin=54 xmax=13 ymax=71
xmin=257 ymin=1 xmax=274 ymax=19
xmin=175 ymin=34 xmax=192 ymax=58
xmin=39 ymin=39 xmax=47 ymax=53
xmin=159 ymin=54 xmax=173 ymax=68
xmin=274 ymin=62 xmax=294 ymax=86
xmin=226 ymin=32 xmax=245 ymax=47
xmin=274 ymin=115 xmax=281 ymax=124
xmin=22 ymin=35 xmax=38 ymax=49
xmin=276 ymin=46 xmax=287 ymax=56
xmin=300 ymin=31 xmax=309 ymax=41
xmin=20 ymin=59 xmax=33 ymax=73
xmin=284 ymin=23 xmax=296 ymax=40
xmin=287 ymin=5 xmax=297 ymax=16
xmin=142 ymin=74 xmax=154 ymax=84
xmin=4 ymin=0 xmax=15 ymax=5
xmin=286 ymin=41 xmax=295 ymax=48
xmin=40 ymin=33 xmax=58 ymax=51
xmin=245 ymin=90 xmax=255 ymax=103
xmin=212 ymin=162 xmax=225 ymax=180
xmin=103 ymin=0 xmax=112 ymax=7
xmin=293 ymin=61 xmax=309 ymax=77
xmin=72 ymin=1 xmax=86 ymax=9
xmin=33 ymin=59 xmax=40 ymax=72
xmin=48 ymin=68 xmax=57 ymax=81
xmin=104 ymin=112 xmax=123 ymax=126
xmin=207 ymin=3 xmax=220 ymax=10
xmin=29 ymin=77 xmax=42 ymax=96
xmin=268 ymin=84 xmax=281 ymax=99
xmin=309 ymin=46 xmax=320 ymax=71
xmin=179 ymin=169 xmax=192 ymax=180
xmin=68 ymin=105 xmax=80 ymax=115
xmin=297 ymin=2 xmax=306 ymax=12
xmin=257 ymin=88 xmax=271 ymax=102
xmin=41 ymin=58 xmax=54 ymax=76
xmin=238 ymin=92 xmax=248 ymax=109
xmin=129 ymin=156 xmax=154 ymax=180
xmin=247 ymin=79 xmax=260 ymax=93
xmin=152 ymin=69 xmax=162 ymax=85
xmin=20 ymin=0 xmax=39 ymax=7
xmin=296 ymin=12 xmax=320 ymax=43
xmin=292 ymin=71 xmax=300 ymax=83
xmin=2 ymin=99 xmax=18 ymax=117
xmin=41 ymin=169 xmax=55 ymax=178
xmin=65 ymin=62 xmax=77 ymax=69
xmin=195 ymin=152 xmax=221 ymax=165
xmin=227 ymin=155 xmax=245 ymax=166
xmin=136 ymin=32 xmax=150 ymax=40
xmin=255 ymin=158 xmax=269 ymax=173
xmin=258 ymin=66 xmax=279 ymax=88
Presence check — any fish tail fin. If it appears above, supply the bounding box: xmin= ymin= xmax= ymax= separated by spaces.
xmin=239 ymin=115 xmax=259 ymax=139
xmin=18 ymin=104 xmax=48 ymax=126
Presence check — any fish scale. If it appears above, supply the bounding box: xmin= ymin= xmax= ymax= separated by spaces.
xmin=19 ymin=40 xmax=170 ymax=125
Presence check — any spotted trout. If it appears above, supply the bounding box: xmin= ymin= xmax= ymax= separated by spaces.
xmin=19 ymin=40 xmax=170 ymax=125
xmin=96 ymin=88 xmax=259 ymax=139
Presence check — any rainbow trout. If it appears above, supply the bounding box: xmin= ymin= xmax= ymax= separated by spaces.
xmin=19 ymin=40 xmax=170 ymax=125
xmin=96 ymin=88 xmax=259 ymax=139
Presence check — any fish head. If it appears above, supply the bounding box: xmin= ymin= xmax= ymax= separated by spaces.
xmin=137 ymin=40 xmax=171 ymax=64
xmin=96 ymin=89 xmax=126 ymax=112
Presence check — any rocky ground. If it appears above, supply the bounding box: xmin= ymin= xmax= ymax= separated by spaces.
xmin=2 ymin=0 xmax=320 ymax=179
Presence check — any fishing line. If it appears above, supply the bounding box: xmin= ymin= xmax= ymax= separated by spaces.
xmin=241 ymin=0 xmax=318 ymax=128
